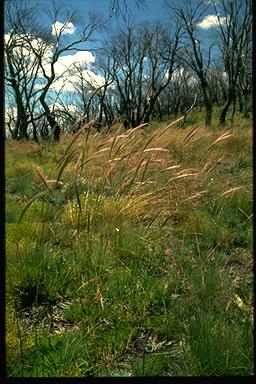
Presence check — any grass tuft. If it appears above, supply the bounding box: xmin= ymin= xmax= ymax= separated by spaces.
xmin=6 ymin=115 xmax=253 ymax=377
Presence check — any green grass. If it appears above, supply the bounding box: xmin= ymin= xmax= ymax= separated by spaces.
xmin=5 ymin=114 xmax=253 ymax=377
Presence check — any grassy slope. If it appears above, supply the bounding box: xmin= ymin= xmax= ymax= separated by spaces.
xmin=6 ymin=114 xmax=253 ymax=377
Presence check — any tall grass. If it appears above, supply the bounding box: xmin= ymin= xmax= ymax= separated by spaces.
xmin=5 ymin=116 xmax=253 ymax=377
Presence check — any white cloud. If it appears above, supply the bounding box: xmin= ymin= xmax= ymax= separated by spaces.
xmin=44 ymin=51 xmax=104 ymax=92
xmin=5 ymin=33 xmax=95 ymax=75
xmin=51 ymin=21 xmax=75 ymax=36
xmin=168 ymin=67 xmax=198 ymax=86
xmin=81 ymin=69 xmax=105 ymax=87
xmin=49 ymin=77 xmax=75 ymax=92
xmin=5 ymin=106 xmax=17 ymax=118
xmin=48 ymin=69 xmax=105 ymax=93
xmin=204 ymin=0 xmax=222 ymax=6
xmin=54 ymin=51 xmax=95 ymax=73
xmin=198 ymin=14 xmax=225 ymax=29
xmin=66 ymin=104 xmax=79 ymax=113
xmin=40 ymin=50 xmax=95 ymax=81
xmin=4 ymin=33 xmax=52 ymax=61
xmin=49 ymin=101 xmax=63 ymax=110
xmin=5 ymin=33 xmax=105 ymax=94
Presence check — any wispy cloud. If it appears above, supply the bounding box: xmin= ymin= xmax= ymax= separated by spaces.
xmin=198 ymin=14 xmax=225 ymax=29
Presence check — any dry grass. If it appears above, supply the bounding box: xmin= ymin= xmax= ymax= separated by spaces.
xmin=6 ymin=116 xmax=253 ymax=377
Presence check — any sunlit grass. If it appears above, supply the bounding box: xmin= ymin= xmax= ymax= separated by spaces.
xmin=5 ymin=115 xmax=253 ymax=377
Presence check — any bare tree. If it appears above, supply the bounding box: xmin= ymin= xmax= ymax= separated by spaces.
xmin=4 ymin=0 xmax=43 ymax=140
xmin=167 ymin=0 xmax=214 ymax=126
xmin=211 ymin=0 xmax=252 ymax=125
xmin=91 ymin=53 xmax=115 ymax=130
xmin=237 ymin=48 xmax=252 ymax=118
xmin=15 ymin=2 xmax=102 ymax=141
xmin=70 ymin=60 xmax=114 ymax=131
xmin=105 ymin=20 xmax=181 ymax=128
xmin=156 ymin=64 xmax=199 ymax=119
xmin=207 ymin=64 xmax=229 ymax=107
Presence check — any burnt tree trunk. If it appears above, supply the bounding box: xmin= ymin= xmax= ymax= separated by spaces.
xmin=219 ymin=89 xmax=235 ymax=126
xmin=39 ymin=91 xmax=60 ymax=141
xmin=201 ymin=81 xmax=213 ymax=127
xmin=7 ymin=56 xmax=29 ymax=139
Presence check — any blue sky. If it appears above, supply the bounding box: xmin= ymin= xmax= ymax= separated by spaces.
xmin=5 ymin=0 xmax=222 ymax=45
xmin=34 ymin=0 xmax=225 ymax=25
xmin=18 ymin=0 xmax=172 ymax=52
xmin=5 ymin=0 xmax=223 ymax=105
xmin=38 ymin=0 xmax=170 ymax=23
xmin=28 ymin=0 xmax=221 ymax=51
